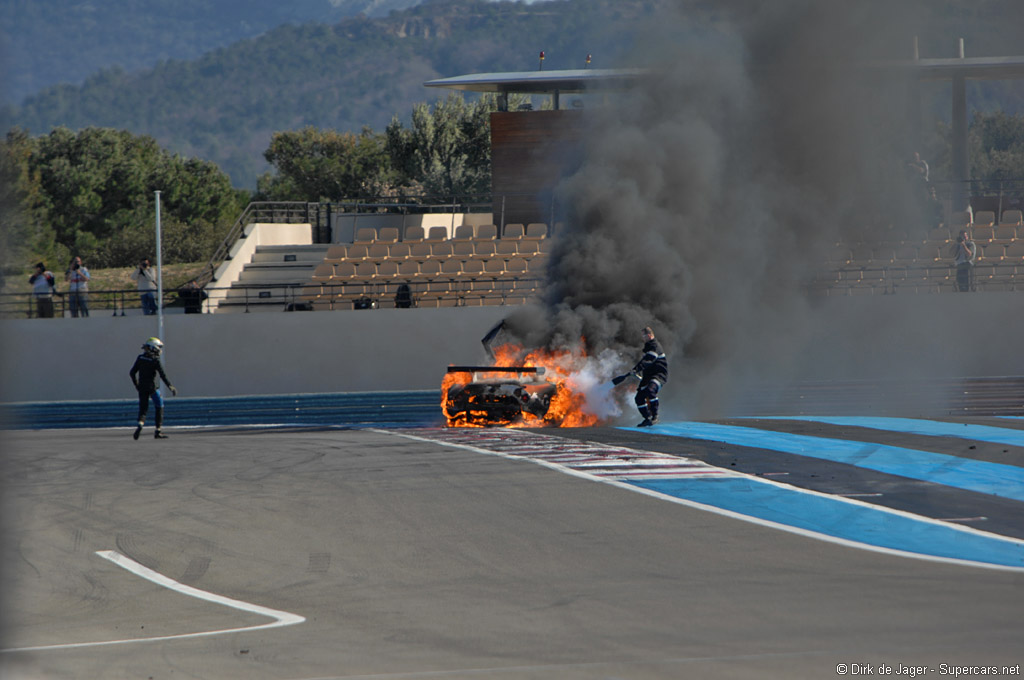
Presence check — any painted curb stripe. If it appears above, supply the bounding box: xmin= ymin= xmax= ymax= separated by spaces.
xmin=748 ymin=416 xmax=1024 ymax=447
xmin=634 ymin=422 xmax=1024 ymax=502
xmin=630 ymin=477 xmax=1024 ymax=569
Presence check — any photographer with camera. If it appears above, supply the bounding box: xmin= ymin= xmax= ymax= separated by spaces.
xmin=130 ymin=257 xmax=158 ymax=315
xmin=65 ymin=256 xmax=90 ymax=317
xmin=951 ymin=229 xmax=977 ymax=292
xmin=28 ymin=262 xmax=56 ymax=318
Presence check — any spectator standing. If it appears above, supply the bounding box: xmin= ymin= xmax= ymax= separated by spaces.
xmin=131 ymin=258 xmax=158 ymax=315
xmin=907 ymin=151 xmax=929 ymax=185
xmin=951 ymin=229 xmax=977 ymax=292
xmin=65 ymin=256 xmax=90 ymax=317
xmin=28 ymin=262 xmax=55 ymax=318
xmin=177 ymin=279 xmax=207 ymax=314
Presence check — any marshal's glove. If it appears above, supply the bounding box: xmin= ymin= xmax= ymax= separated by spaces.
xmin=611 ymin=374 xmax=630 ymax=386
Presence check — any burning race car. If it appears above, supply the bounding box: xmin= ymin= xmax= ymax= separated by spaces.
xmin=443 ymin=365 xmax=559 ymax=427
xmin=441 ymin=321 xmax=599 ymax=428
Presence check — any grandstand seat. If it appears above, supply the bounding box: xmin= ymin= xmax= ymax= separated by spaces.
xmin=312 ymin=263 xmax=334 ymax=282
xmin=408 ymin=241 xmax=432 ymax=263
xmin=516 ymin=240 xmax=541 ymax=258
xmin=425 ymin=226 xmax=448 ymax=243
xmin=378 ymin=227 xmax=400 ymax=243
xmin=972 ymin=211 xmax=996 ymax=228
xmin=827 ymin=245 xmax=852 ymax=266
xmin=538 ymin=239 xmax=554 ymax=255
xmin=388 ymin=242 xmax=412 ymax=261
xmin=1004 ymin=241 xmax=1024 ymax=262
xmin=419 ymin=259 xmax=442 ymax=278
xmin=440 ymin=259 xmax=463 ymax=279
xmin=431 ymin=241 xmax=455 ymax=259
xmin=397 ymin=260 xmax=420 ymax=279
xmin=346 ymin=243 xmax=370 ymax=262
xmin=452 ymin=225 xmax=475 ymax=241
xmin=404 ymin=225 xmax=426 ymax=242
xmin=472 ymin=241 xmax=497 ymax=260
xmin=993 ymin=224 xmax=1019 ymax=244
xmin=892 ymin=245 xmax=919 ymax=265
xmin=506 ymin=258 xmax=529 ymax=277
xmin=461 ymin=259 xmax=485 ymax=279
xmin=353 ymin=227 xmax=377 ymax=245
xmin=324 ymin=245 xmax=348 ymax=262
xmin=999 ymin=209 xmax=1023 ymax=227
xmin=925 ymin=226 xmax=950 ymax=242
xmin=474 ymin=224 xmax=498 ymax=240
xmin=972 ymin=225 xmax=995 ymax=243
xmin=451 ymin=240 xmax=475 ymax=261
xmin=349 ymin=262 xmax=376 ymax=281
xmin=366 ymin=243 xmax=390 ymax=265
xmin=482 ymin=258 xmax=506 ymax=278
xmin=376 ymin=260 xmax=399 ymax=280
xmin=524 ymin=223 xmax=548 ymax=240
xmin=502 ymin=223 xmax=525 ymax=240
xmin=333 ymin=261 xmax=357 ymax=279
xmin=495 ymin=240 xmax=519 ymax=258
xmin=850 ymin=245 xmax=875 ymax=264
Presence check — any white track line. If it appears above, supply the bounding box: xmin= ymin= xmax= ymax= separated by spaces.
xmin=1 ymin=550 xmax=304 ymax=653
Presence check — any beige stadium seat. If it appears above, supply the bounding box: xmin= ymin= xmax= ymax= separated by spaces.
xmin=353 ymin=227 xmax=377 ymax=245
xmin=482 ymin=258 xmax=506 ymax=278
xmin=451 ymin=240 xmax=475 ymax=261
xmin=993 ymin=224 xmax=1018 ymax=244
xmin=516 ymin=240 xmax=541 ymax=258
xmin=452 ymin=225 xmax=475 ymax=241
xmin=419 ymin=259 xmax=442 ymax=278
xmin=925 ymin=226 xmax=950 ymax=243
xmin=352 ymin=262 xmax=377 ymax=281
xmin=827 ymin=245 xmax=852 ymax=265
xmin=495 ymin=239 xmax=519 ymax=258
xmin=972 ymin=225 xmax=995 ymax=242
xmin=538 ymin=239 xmax=554 ymax=255
xmin=408 ymin=241 xmax=432 ymax=263
xmin=396 ymin=260 xmax=420 ymax=279
xmin=948 ymin=211 xmax=972 ymax=231
xmin=474 ymin=224 xmax=498 ymax=240
xmin=524 ymin=223 xmax=548 ymax=240
xmin=312 ymin=263 xmax=334 ymax=282
xmin=404 ymin=225 xmax=426 ymax=242
xmin=346 ymin=243 xmax=369 ymax=262
xmin=1004 ymin=241 xmax=1024 ymax=261
xmin=506 ymin=258 xmax=529 ymax=277
xmin=972 ymin=211 xmax=996 ymax=228
xmin=440 ymin=258 xmax=463 ymax=278
xmin=999 ymin=209 xmax=1023 ymax=227
xmin=324 ymin=245 xmax=348 ymax=262
xmin=472 ymin=241 xmax=497 ymax=260
xmin=425 ymin=226 xmax=448 ymax=243
xmin=333 ymin=261 xmax=357 ymax=280
xmin=388 ymin=241 xmax=412 ymax=261
xmin=502 ymin=223 xmax=525 ymax=240
xmin=376 ymin=260 xmax=399 ymax=280
xmin=366 ymin=243 xmax=390 ymax=265
xmin=892 ymin=245 xmax=919 ymax=265
xmin=431 ymin=241 xmax=455 ymax=259
xmin=378 ymin=227 xmax=400 ymax=243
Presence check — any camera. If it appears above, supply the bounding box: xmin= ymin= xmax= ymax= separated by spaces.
xmin=958 ymin=235 xmax=965 ymax=242
xmin=72 ymin=262 xmax=80 ymax=270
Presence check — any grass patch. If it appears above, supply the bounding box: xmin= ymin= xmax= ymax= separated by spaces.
xmin=2 ymin=262 xmax=207 ymax=296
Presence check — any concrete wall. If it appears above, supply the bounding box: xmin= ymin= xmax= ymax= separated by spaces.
xmin=1 ymin=293 xmax=1021 ymax=404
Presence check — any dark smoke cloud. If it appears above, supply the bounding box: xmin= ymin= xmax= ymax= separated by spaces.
xmin=504 ymin=0 xmax=926 ymax=417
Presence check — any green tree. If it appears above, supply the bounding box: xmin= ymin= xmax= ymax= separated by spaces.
xmin=9 ymin=126 xmax=245 ymax=269
xmin=258 ymin=126 xmax=396 ymax=201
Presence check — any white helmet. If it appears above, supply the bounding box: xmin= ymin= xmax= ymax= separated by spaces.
xmin=142 ymin=337 xmax=164 ymax=356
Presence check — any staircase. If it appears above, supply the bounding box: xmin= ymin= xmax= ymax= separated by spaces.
xmin=216 ymin=244 xmax=331 ymax=313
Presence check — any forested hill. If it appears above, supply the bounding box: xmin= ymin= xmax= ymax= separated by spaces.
xmin=3 ymin=0 xmax=1023 ymax=188
xmin=2 ymin=0 xmax=649 ymax=186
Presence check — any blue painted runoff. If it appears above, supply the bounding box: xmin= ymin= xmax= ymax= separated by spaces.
xmin=747 ymin=415 xmax=1024 ymax=447
xmin=630 ymin=476 xmax=1024 ymax=569
xmin=627 ymin=421 xmax=1024 ymax=502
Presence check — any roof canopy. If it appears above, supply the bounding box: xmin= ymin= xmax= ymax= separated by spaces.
xmin=424 ymin=68 xmax=647 ymax=95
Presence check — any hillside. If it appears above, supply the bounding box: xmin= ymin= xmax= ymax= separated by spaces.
xmin=0 ymin=0 xmax=428 ymax=106
xmin=3 ymin=0 xmax=1023 ymax=188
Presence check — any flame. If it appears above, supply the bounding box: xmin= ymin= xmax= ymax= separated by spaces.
xmin=442 ymin=341 xmax=603 ymax=428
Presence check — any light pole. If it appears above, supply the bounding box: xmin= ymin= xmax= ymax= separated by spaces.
xmin=155 ymin=190 xmax=164 ymax=344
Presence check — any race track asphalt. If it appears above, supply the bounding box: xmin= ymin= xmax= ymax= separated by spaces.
xmin=1 ymin=423 xmax=1022 ymax=680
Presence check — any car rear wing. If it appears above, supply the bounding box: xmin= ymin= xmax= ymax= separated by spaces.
xmin=447 ymin=365 xmax=546 ymax=376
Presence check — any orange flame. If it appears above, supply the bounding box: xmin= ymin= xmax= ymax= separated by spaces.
xmin=442 ymin=341 xmax=602 ymax=428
